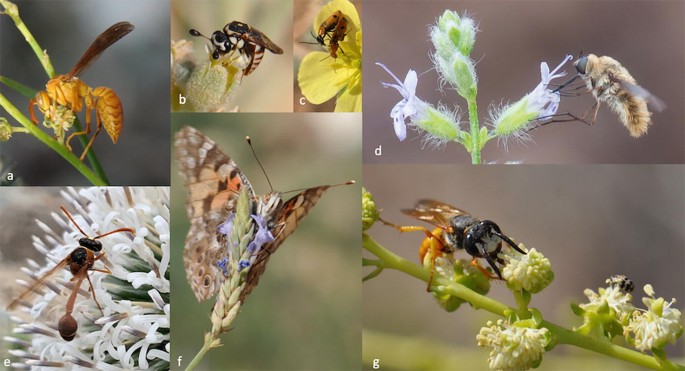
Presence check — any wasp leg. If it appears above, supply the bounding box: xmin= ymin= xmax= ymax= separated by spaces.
xmin=79 ymin=116 xmax=102 ymax=161
xmin=28 ymin=98 xmax=41 ymax=125
xmin=475 ymin=243 xmax=504 ymax=280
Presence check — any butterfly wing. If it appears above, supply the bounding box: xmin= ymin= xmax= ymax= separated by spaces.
xmin=174 ymin=126 xmax=256 ymax=302
xmin=239 ymin=186 xmax=330 ymax=303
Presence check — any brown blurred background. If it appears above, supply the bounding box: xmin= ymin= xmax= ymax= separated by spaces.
xmin=363 ymin=165 xmax=685 ymax=368
xmin=363 ymin=1 xmax=684 ymax=164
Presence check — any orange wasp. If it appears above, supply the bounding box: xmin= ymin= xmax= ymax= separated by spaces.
xmin=383 ymin=200 xmax=527 ymax=287
xmin=29 ymin=22 xmax=134 ymax=161
xmin=6 ymin=206 xmax=134 ymax=341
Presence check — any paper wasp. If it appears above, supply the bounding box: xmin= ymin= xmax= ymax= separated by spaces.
xmin=6 ymin=206 xmax=134 ymax=341
xmin=383 ymin=200 xmax=526 ymax=284
xmin=189 ymin=21 xmax=283 ymax=76
xmin=29 ymin=22 xmax=134 ymax=161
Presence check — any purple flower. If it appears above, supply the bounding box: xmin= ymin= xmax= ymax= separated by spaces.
xmin=217 ymin=214 xmax=236 ymax=236
xmin=377 ymin=62 xmax=423 ymax=141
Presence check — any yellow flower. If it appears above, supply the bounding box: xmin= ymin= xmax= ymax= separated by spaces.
xmin=297 ymin=0 xmax=362 ymax=112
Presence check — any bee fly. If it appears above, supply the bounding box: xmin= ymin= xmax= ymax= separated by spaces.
xmin=383 ymin=199 xmax=526 ymax=284
xmin=555 ymin=53 xmax=666 ymax=137
xmin=189 ymin=21 xmax=283 ymax=76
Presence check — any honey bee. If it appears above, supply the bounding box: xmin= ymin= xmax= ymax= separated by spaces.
xmin=29 ymin=22 xmax=134 ymax=160
xmin=6 ymin=206 xmax=134 ymax=341
xmin=383 ymin=199 xmax=527 ymax=283
xmin=189 ymin=21 xmax=283 ymax=76
xmin=573 ymin=54 xmax=666 ymax=138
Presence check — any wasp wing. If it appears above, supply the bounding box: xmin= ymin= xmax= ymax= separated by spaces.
xmin=246 ymin=27 xmax=283 ymax=54
xmin=6 ymin=258 xmax=69 ymax=311
xmin=401 ymin=199 xmax=468 ymax=228
xmin=67 ymin=22 xmax=134 ymax=78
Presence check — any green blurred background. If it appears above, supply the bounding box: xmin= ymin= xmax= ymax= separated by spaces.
xmin=170 ymin=114 xmax=361 ymax=370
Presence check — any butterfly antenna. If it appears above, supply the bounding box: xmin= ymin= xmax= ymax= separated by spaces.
xmin=245 ymin=136 xmax=274 ymax=192
xmin=282 ymin=180 xmax=355 ymax=195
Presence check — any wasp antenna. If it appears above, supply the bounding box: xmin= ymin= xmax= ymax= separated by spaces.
xmin=245 ymin=136 xmax=274 ymax=193
xmin=189 ymin=29 xmax=210 ymax=40
xmin=93 ymin=227 xmax=135 ymax=240
xmin=61 ymin=206 xmax=89 ymax=237
xmin=493 ymin=231 xmax=527 ymax=255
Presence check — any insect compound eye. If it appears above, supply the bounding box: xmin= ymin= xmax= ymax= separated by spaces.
xmin=575 ymin=56 xmax=588 ymax=75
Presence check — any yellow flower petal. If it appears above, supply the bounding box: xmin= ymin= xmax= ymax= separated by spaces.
xmin=314 ymin=0 xmax=361 ymax=36
xmin=335 ymin=87 xmax=361 ymax=112
xmin=298 ymin=51 xmax=350 ymax=104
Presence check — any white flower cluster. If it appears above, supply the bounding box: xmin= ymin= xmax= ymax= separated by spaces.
xmin=6 ymin=187 xmax=170 ymax=370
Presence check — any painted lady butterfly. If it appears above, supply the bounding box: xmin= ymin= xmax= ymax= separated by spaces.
xmin=174 ymin=126 xmax=352 ymax=303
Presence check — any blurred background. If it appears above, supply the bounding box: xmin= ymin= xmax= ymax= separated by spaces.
xmin=171 ymin=0 xmax=293 ymax=112
xmin=363 ymin=165 xmax=685 ymax=369
xmin=363 ymin=1 xmax=684 ymax=164
xmin=0 ymin=1 xmax=170 ymax=185
xmin=170 ymin=114 xmax=362 ymax=370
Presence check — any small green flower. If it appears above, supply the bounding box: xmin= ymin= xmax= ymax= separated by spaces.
xmin=362 ymin=188 xmax=379 ymax=231
xmin=298 ymin=0 xmax=362 ymax=112
xmin=500 ymin=245 xmax=554 ymax=294
xmin=429 ymin=10 xmax=478 ymax=100
xmin=477 ymin=317 xmax=551 ymax=371
xmin=430 ymin=257 xmax=491 ymax=312
xmin=574 ymin=278 xmax=637 ymax=339
xmin=0 ymin=117 xmax=12 ymax=141
xmin=624 ymin=285 xmax=683 ymax=351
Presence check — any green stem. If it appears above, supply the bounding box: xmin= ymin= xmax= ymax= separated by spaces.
xmin=185 ymin=336 xmax=213 ymax=371
xmin=544 ymin=321 xmax=670 ymax=370
xmin=0 ymin=92 xmax=107 ymax=185
xmin=467 ymin=97 xmax=480 ymax=164
xmin=363 ymin=233 xmax=428 ymax=282
xmin=1 ymin=0 xmax=55 ymax=78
